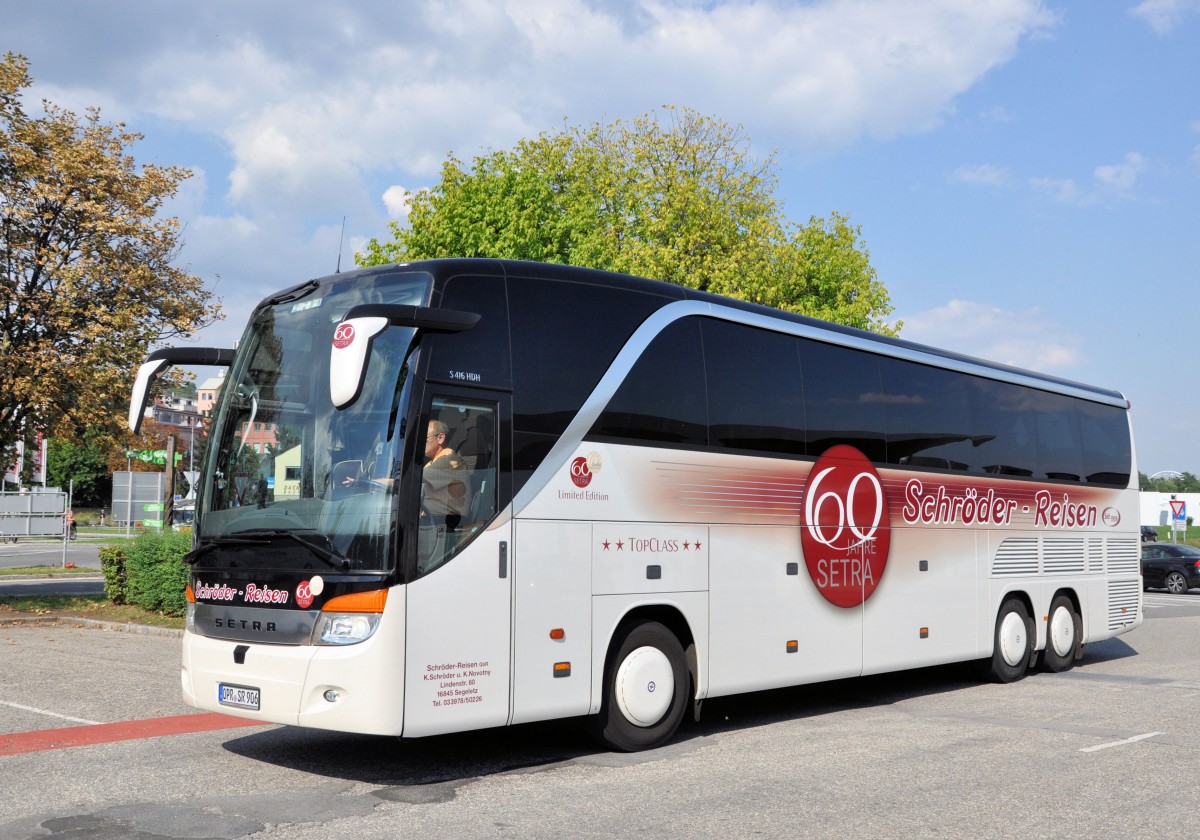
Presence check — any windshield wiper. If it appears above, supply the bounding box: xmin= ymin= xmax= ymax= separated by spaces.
xmin=182 ymin=536 xmax=271 ymax=565
xmin=234 ymin=528 xmax=352 ymax=571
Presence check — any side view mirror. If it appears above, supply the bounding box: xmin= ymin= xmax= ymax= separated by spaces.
xmin=128 ymin=347 xmax=234 ymax=434
xmin=330 ymin=304 xmax=479 ymax=409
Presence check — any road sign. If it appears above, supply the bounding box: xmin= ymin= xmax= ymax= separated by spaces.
xmin=1170 ymin=500 xmax=1187 ymax=521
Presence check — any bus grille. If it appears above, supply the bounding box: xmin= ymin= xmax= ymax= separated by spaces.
xmin=1107 ymin=580 xmax=1140 ymax=630
xmin=993 ymin=535 xmax=1138 ymax=579
xmin=992 ymin=538 xmax=1038 ymax=576
xmin=1106 ymin=537 xmax=1139 ymax=576
xmin=1042 ymin=537 xmax=1085 ymax=574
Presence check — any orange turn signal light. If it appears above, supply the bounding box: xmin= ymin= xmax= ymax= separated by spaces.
xmin=549 ymin=628 xmax=565 ymax=640
xmin=322 ymin=589 xmax=388 ymax=613
xmin=786 ymin=640 xmax=798 ymax=653
xmin=185 ymin=585 xmax=195 ymax=603
xmin=553 ymin=662 xmax=571 ymax=677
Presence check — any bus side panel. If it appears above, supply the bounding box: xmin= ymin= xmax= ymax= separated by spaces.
xmin=708 ymin=526 xmax=861 ymax=696
xmin=591 ymin=592 xmax=709 ymax=715
xmin=862 ymin=527 xmax=982 ymax=675
xmin=511 ymin=519 xmax=593 ymax=725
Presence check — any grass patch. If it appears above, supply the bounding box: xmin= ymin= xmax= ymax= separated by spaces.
xmin=0 ymin=565 xmax=100 ymax=576
xmin=0 ymin=594 xmax=184 ymax=629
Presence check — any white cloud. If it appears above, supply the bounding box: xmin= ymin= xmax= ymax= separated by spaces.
xmin=950 ymin=164 xmax=1013 ymax=188
xmin=900 ymin=300 xmax=1085 ymax=372
xmin=1129 ymin=0 xmax=1200 ymax=35
xmin=9 ymin=0 xmax=1059 ymax=221
xmin=1094 ymin=151 xmax=1146 ymax=191
xmin=1031 ymin=151 xmax=1145 ymax=205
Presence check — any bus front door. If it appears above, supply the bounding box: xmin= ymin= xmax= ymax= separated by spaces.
xmin=402 ymin=394 xmax=512 ymax=737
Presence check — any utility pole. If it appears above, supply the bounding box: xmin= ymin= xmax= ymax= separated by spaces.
xmin=163 ymin=435 xmax=176 ymax=528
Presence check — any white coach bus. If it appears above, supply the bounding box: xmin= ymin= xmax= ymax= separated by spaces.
xmin=129 ymin=259 xmax=1140 ymax=751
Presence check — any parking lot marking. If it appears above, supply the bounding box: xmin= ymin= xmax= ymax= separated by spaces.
xmin=0 ymin=712 xmax=268 ymax=757
xmin=1078 ymin=731 xmax=1162 ymax=753
xmin=0 ymin=700 xmax=100 ymax=725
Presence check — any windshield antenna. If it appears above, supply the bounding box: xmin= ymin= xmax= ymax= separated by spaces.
xmin=335 ymin=216 xmax=346 ymax=273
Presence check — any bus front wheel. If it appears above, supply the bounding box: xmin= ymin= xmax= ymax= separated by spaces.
xmin=594 ymin=621 xmax=688 ymax=752
xmin=989 ymin=598 xmax=1033 ymax=683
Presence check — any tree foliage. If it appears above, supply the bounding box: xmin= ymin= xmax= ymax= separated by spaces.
xmin=1139 ymin=471 xmax=1200 ymax=493
xmin=0 ymin=53 xmax=220 ymax=464
xmin=46 ymin=432 xmax=112 ymax=507
xmin=360 ymin=106 xmax=898 ymax=335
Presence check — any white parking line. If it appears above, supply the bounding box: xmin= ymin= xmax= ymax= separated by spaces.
xmin=0 ymin=699 xmax=100 ymax=726
xmin=1079 ymin=731 xmax=1161 ymax=753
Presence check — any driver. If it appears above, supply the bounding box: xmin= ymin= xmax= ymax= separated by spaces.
xmin=422 ymin=420 xmax=470 ymax=528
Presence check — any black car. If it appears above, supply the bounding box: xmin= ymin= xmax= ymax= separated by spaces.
xmin=1141 ymin=543 xmax=1200 ymax=594
xmin=1141 ymin=525 xmax=1158 ymax=542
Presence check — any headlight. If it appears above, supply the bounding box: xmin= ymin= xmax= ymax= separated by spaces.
xmin=185 ymin=601 xmax=196 ymax=633
xmin=314 ymin=612 xmax=382 ymax=645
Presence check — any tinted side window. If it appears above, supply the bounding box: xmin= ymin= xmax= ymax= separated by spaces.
xmin=1031 ymin=389 xmax=1084 ymax=481
xmin=426 ymin=274 xmax=512 ymax=389
xmin=969 ymin=378 xmax=1036 ymax=477
xmin=702 ymin=319 xmax=804 ymax=456
xmin=589 ymin=319 xmax=708 ymax=446
xmin=1078 ymin=400 xmax=1131 ymax=486
xmin=879 ymin=357 xmax=975 ymax=471
xmin=800 ymin=340 xmax=886 ymax=462
xmin=509 ymin=278 xmax=668 ymax=484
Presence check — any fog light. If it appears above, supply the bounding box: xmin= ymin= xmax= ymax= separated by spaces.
xmin=323 ymin=689 xmax=341 ymax=703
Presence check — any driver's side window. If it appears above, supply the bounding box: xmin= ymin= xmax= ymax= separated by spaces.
xmin=417 ymin=397 xmax=498 ymax=573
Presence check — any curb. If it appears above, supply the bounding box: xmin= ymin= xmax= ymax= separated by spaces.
xmin=0 ymin=573 xmax=103 ymax=582
xmin=0 ymin=615 xmax=183 ymax=637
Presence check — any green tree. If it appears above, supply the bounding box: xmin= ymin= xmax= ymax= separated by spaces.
xmin=360 ymin=106 xmax=898 ymax=335
xmin=0 ymin=53 xmax=220 ymax=466
xmin=46 ymin=432 xmax=111 ymax=507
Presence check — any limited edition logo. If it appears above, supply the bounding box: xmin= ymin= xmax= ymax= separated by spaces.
xmin=800 ymin=445 xmax=892 ymax=608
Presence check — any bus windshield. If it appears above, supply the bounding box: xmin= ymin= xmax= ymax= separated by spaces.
xmin=197 ymin=270 xmax=433 ymax=573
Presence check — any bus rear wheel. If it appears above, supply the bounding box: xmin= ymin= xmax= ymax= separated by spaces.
xmin=1042 ymin=594 xmax=1080 ymax=673
xmin=594 ymin=620 xmax=688 ymax=752
xmin=989 ymin=598 xmax=1032 ymax=683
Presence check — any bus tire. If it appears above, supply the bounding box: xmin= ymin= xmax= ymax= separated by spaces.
xmin=594 ymin=621 xmax=688 ymax=752
xmin=989 ymin=598 xmax=1032 ymax=683
xmin=1042 ymin=594 xmax=1079 ymax=673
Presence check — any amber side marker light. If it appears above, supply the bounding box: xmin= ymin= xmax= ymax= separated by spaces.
xmin=553 ymin=662 xmax=571 ymax=678
xmin=322 ymin=589 xmax=389 ymax=613
xmin=786 ymin=640 xmax=798 ymax=653
xmin=549 ymin=628 xmax=565 ymax=640
xmin=185 ymin=585 xmax=195 ymax=603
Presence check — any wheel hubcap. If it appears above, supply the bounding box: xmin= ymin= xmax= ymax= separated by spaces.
xmin=614 ymin=645 xmax=674 ymax=727
xmin=1049 ymin=605 xmax=1075 ymax=657
xmin=1168 ymin=575 xmax=1185 ymax=594
xmin=998 ymin=611 xmax=1027 ymax=667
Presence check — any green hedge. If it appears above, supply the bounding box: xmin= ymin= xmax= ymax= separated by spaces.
xmin=99 ymin=544 xmax=128 ymax=605
xmin=120 ymin=529 xmax=192 ymax=617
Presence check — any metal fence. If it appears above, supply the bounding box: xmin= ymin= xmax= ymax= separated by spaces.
xmin=111 ymin=471 xmax=167 ymax=528
xmin=0 ymin=490 xmax=67 ymax=539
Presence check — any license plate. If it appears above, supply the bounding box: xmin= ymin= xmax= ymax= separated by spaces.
xmin=218 ymin=683 xmax=260 ymax=710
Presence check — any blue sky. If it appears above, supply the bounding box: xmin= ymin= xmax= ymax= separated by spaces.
xmin=6 ymin=0 xmax=1198 ymax=475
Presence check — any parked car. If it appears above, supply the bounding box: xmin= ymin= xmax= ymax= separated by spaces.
xmin=1140 ymin=543 xmax=1200 ymax=593
xmin=1141 ymin=526 xmax=1159 ymax=542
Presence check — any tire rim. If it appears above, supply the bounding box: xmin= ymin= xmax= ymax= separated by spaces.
xmin=998 ymin=611 xmax=1027 ymax=667
xmin=615 ymin=645 xmax=674 ymax=727
xmin=1168 ymin=574 xmax=1185 ymax=594
xmin=1049 ymin=605 xmax=1075 ymax=658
